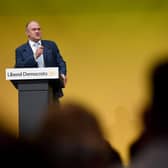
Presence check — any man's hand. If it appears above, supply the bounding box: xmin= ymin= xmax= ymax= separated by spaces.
xmin=60 ymin=74 xmax=67 ymax=88
xmin=35 ymin=45 xmax=44 ymax=59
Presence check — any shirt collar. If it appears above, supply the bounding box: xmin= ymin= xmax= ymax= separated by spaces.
xmin=29 ymin=40 xmax=41 ymax=47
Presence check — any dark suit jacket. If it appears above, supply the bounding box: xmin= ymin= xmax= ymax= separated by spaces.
xmin=14 ymin=40 xmax=67 ymax=98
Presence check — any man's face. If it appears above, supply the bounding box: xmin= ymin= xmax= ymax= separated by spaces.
xmin=26 ymin=21 xmax=42 ymax=42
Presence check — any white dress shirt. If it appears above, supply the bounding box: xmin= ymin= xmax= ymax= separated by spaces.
xmin=29 ymin=40 xmax=45 ymax=67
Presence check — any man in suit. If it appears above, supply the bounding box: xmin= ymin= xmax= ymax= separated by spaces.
xmin=15 ymin=20 xmax=67 ymax=100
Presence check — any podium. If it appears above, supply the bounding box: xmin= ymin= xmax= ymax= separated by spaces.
xmin=6 ymin=67 xmax=59 ymax=138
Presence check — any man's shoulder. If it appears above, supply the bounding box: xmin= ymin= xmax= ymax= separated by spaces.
xmin=42 ymin=40 xmax=56 ymax=45
xmin=16 ymin=42 xmax=28 ymax=50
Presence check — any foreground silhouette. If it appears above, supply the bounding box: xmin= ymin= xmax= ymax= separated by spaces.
xmin=35 ymin=101 xmax=111 ymax=168
xmin=130 ymin=57 xmax=168 ymax=168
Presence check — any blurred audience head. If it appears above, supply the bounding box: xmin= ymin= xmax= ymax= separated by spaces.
xmin=36 ymin=101 xmax=110 ymax=168
xmin=129 ymin=55 xmax=168 ymax=167
xmin=0 ymin=125 xmax=49 ymax=167
xmin=144 ymin=57 xmax=168 ymax=135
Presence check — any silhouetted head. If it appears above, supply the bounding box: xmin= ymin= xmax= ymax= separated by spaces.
xmin=36 ymin=101 xmax=109 ymax=168
xmin=144 ymin=57 xmax=168 ymax=134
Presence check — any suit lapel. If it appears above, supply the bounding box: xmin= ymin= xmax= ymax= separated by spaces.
xmin=24 ymin=42 xmax=34 ymax=58
xmin=21 ymin=42 xmax=37 ymax=67
xmin=42 ymin=40 xmax=51 ymax=67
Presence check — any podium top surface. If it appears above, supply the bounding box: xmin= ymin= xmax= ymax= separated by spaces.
xmin=6 ymin=67 xmax=59 ymax=80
